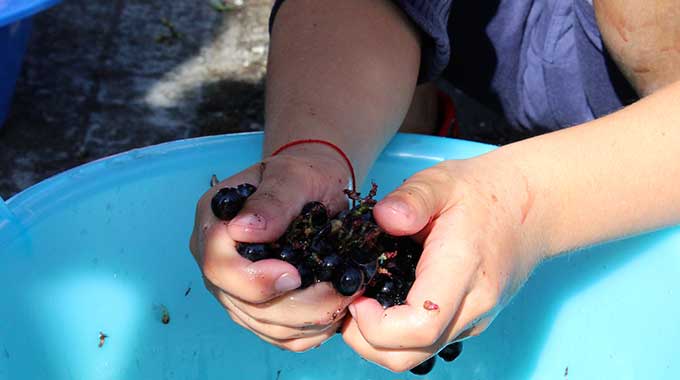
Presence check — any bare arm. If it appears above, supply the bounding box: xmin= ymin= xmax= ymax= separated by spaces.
xmin=191 ymin=0 xmax=426 ymax=356
xmin=339 ymin=2 xmax=680 ymax=371
xmin=264 ymin=0 xmax=421 ymax=182
xmin=492 ymin=0 xmax=680 ymax=257
xmin=594 ymin=0 xmax=680 ymax=96
xmin=490 ymin=80 xmax=680 ymax=257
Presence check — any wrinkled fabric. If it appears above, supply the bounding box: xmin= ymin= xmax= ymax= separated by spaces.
xmin=270 ymin=0 xmax=637 ymax=131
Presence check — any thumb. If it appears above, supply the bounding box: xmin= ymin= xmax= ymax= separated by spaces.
xmin=373 ymin=167 xmax=455 ymax=236
xmin=227 ymin=156 xmax=347 ymax=243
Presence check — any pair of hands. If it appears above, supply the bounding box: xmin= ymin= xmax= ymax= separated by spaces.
xmin=189 ymin=147 xmax=544 ymax=372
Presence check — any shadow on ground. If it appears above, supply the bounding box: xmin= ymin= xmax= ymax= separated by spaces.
xmin=0 ymin=0 xmax=271 ymax=199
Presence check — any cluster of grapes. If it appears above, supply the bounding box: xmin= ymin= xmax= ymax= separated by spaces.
xmin=210 ymin=181 xmax=462 ymax=374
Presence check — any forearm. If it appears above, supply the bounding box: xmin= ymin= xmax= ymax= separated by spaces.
xmin=488 ymin=80 xmax=680 ymax=257
xmin=264 ymin=0 xmax=421 ymax=182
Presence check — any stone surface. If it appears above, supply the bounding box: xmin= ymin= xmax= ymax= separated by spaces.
xmin=1 ymin=0 xmax=271 ymax=199
xmin=0 ymin=0 xmax=527 ymax=200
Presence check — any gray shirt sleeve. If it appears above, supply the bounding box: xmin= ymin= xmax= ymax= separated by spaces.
xmin=269 ymin=0 xmax=453 ymax=82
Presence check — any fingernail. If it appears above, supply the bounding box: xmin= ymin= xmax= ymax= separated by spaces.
xmin=274 ymin=272 xmax=301 ymax=293
xmin=229 ymin=213 xmax=267 ymax=231
xmin=381 ymin=199 xmax=412 ymax=217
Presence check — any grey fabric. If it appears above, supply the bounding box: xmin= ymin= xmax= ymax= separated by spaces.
xmin=270 ymin=0 xmax=638 ymax=131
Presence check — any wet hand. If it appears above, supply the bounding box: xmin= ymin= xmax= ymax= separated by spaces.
xmin=341 ymin=157 xmax=546 ymax=372
xmin=189 ymin=147 xmax=359 ymax=352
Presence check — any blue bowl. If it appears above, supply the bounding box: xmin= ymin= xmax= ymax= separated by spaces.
xmin=0 ymin=0 xmax=61 ymax=127
xmin=1 ymin=133 xmax=679 ymax=379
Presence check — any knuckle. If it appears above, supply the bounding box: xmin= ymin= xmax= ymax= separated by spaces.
xmin=395 ymin=181 xmax=431 ymax=208
xmin=247 ymin=188 xmax=285 ymax=208
xmin=200 ymin=256 xmax=224 ymax=287
xmin=241 ymin=308 xmax=276 ymax=325
xmin=201 ymin=263 xmax=219 ymax=286
xmin=359 ymin=316 xmax=442 ymax=349
xmin=230 ymin=287 xmax=269 ymax=306
xmin=227 ymin=311 xmax=246 ymax=329
xmin=471 ymin=323 xmax=488 ymax=337
xmin=422 ymin=164 xmax=454 ymax=187
xmin=284 ymin=339 xmax=316 ymax=353
xmin=203 ymin=265 xmax=268 ymax=305
xmin=456 ymin=321 xmax=489 ymax=341
xmin=263 ymin=326 xmax=304 ymax=341
xmin=383 ymin=356 xmax=419 ymax=373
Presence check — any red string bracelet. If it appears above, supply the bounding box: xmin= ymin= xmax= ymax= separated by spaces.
xmin=271 ymin=139 xmax=357 ymax=196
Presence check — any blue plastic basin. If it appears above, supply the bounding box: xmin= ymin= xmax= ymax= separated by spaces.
xmin=1 ymin=132 xmax=679 ymax=379
xmin=0 ymin=0 xmax=61 ymax=127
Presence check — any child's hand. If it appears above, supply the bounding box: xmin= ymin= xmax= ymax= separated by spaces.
xmin=189 ymin=147 xmax=359 ymax=352
xmin=342 ymin=157 xmax=546 ymax=372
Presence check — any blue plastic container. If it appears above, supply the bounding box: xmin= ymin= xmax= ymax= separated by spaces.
xmin=0 ymin=0 xmax=61 ymax=127
xmin=1 ymin=132 xmax=679 ymax=379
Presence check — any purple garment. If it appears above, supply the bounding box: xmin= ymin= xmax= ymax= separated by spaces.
xmin=269 ymin=0 xmax=638 ymax=131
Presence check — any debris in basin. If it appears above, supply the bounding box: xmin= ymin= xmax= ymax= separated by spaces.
xmin=160 ymin=305 xmax=171 ymax=325
xmin=98 ymin=332 xmax=108 ymax=348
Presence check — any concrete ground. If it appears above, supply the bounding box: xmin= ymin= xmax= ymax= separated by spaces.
xmin=0 ymin=0 xmax=525 ymax=200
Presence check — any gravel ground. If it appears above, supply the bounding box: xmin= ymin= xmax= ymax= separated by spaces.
xmin=0 ymin=0 xmax=526 ymax=200
xmin=1 ymin=0 xmax=271 ymax=199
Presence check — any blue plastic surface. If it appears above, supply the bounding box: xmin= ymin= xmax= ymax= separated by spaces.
xmin=0 ymin=0 xmax=61 ymax=127
xmin=1 ymin=132 xmax=679 ymax=379
xmin=0 ymin=0 xmax=61 ymax=27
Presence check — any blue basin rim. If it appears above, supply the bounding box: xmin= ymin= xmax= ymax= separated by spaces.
xmin=4 ymin=132 xmax=495 ymax=227
xmin=0 ymin=0 xmax=62 ymax=27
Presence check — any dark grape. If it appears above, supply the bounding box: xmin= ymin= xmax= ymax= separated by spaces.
xmin=236 ymin=183 xmax=257 ymax=198
xmin=236 ymin=243 xmax=271 ymax=262
xmin=437 ymin=342 xmax=463 ymax=362
xmin=409 ymin=356 xmax=436 ymax=375
xmin=211 ymin=187 xmax=244 ymax=220
xmin=300 ymin=201 xmax=321 ymax=215
xmin=375 ymin=292 xmax=398 ymax=309
xmin=411 ymin=356 xmax=437 ymax=375
xmin=356 ymin=260 xmax=378 ymax=282
xmin=310 ymin=234 xmax=333 ymax=255
xmin=316 ymin=254 xmax=342 ymax=282
xmin=277 ymin=245 xmax=302 ymax=264
xmin=333 ymin=264 xmax=364 ymax=296
xmin=301 ymin=201 xmax=329 ymax=227
xmin=335 ymin=209 xmax=350 ymax=220
xmin=296 ymin=262 xmax=316 ymax=289
xmin=352 ymin=248 xmax=379 ymax=264
xmin=358 ymin=211 xmax=375 ymax=223
xmin=371 ymin=277 xmax=408 ymax=308
xmin=379 ymin=279 xmax=398 ymax=294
